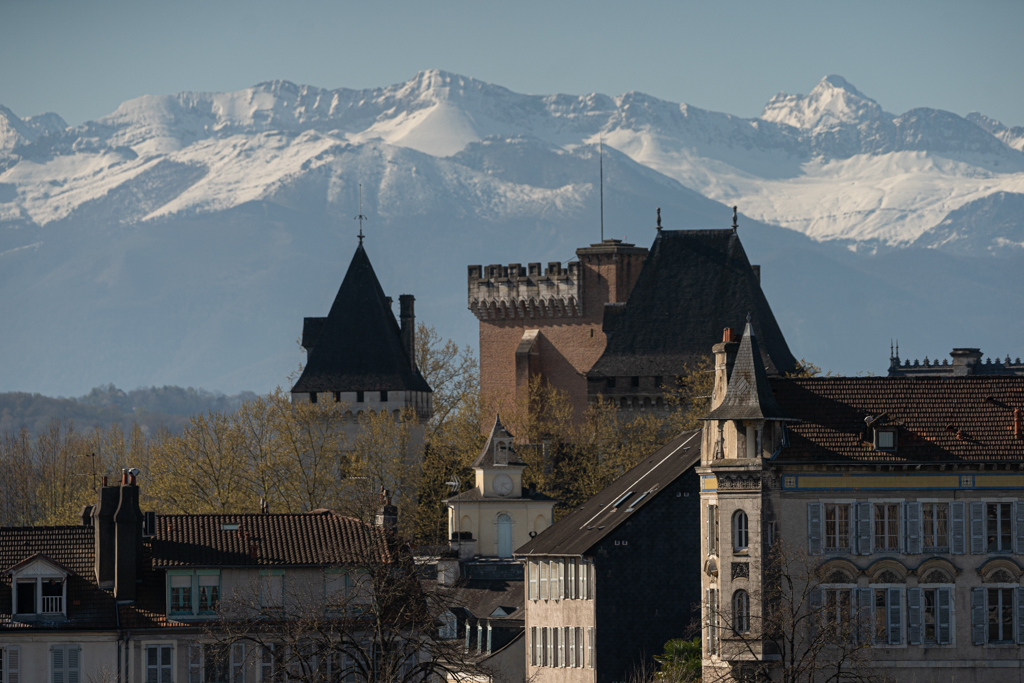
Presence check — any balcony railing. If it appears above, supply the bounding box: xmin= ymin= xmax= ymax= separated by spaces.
xmin=42 ymin=595 xmax=63 ymax=614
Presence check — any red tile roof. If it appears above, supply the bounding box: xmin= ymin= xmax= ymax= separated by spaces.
xmin=773 ymin=376 xmax=1024 ymax=463
xmin=152 ymin=511 xmax=390 ymax=567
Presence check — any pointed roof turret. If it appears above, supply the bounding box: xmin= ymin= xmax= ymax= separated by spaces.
xmin=291 ymin=243 xmax=431 ymax=394
xmin=704 ymin=320 xmax=794 ymax=422
xmin=473 ymin=414 xmax=526 ymax=468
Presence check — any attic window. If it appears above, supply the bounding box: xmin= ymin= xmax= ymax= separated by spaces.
xmin=309 ymin=392 xmax=318 ymax=404
xmin=381 ymin=390 xmax=388 ymax=402
xmin=612 ymin=491 xmax=634 ymax=508
xmin=874 ymin=429 xmax=897 ymax=451
xmin=494 ymin=442 xmax=509 ymax=466
xmin=631 ymin=376 xmax=640 ymax=388
xmin=356 ymin=391 xmax=365 ymax=403
xmin=221 ymin=524 xmax=240 ymax=531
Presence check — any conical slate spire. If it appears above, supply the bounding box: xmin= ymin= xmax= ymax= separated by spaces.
xmin=472 ymin=414 xmax=526 ymax=467
xmin=292 ymin=243 xmax=431 ymax=394
xmin=704 ymin=321 xmax=793 ymax=422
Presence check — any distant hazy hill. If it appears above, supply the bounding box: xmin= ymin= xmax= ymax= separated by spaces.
xmin=0 ymin=385 xmax=257 ymax=436
xmin=1 ymin=71 xmax=1022 ymax=395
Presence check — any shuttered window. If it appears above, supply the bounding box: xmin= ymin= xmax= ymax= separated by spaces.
xmin=873 ymin=503 xmax=900 ymax=552
xmin=147 ymin=645 xmax=173 ymax=683
xmin=871 ymin=588 xmax=902 ymax=645
xmin=986 ymin=503 xmax=1013 ymax=552
xmin=51 ymin=646 xmax=81 ymax=683
xmin=588 ymin=627 xmax=595 ymax=669
xmin=988 ymin=588 xmax=1014 ymax=643
xmin=909 ymin=587 xmax=952 ymax=645
xmin=4 ymin=646 xmax=20 ymax=683
xmin=825 ymin=503 xmax=850 ymax=552
xmin=707 ymin=504 xmax=718 ymax=556
xmin=539 ymin=561 xmax=548 ymax=600
xmin=260 ymin=644 xmax=276 ymax=683
xmin=230 ymin=644 xmax=245 ymax=683
xmin=922 ymin=503 xmax=949 ymax=551
xmin=529 ymin=628 xmax=537 ymax=666
xmin=951 ymin=502 xmax=966 ymax=554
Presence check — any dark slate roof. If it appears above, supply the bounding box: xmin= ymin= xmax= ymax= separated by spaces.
xmin=588 ymin=229 xmax=797 ymax=378
xmin=151 ymin=511 xmax=390 ymax=567
xmin=772 ymin=376 xmax=1024 ymax=463
xmin=445 ymin=489 xmax=556 ymax=504
xmin=705 ymin=321 xmax=794 ymax=422
xmin=0 ymin=526 xmax=117 ymax=631
xmin=457 ymin=577 xmax=525 ymax=622
xmin=292 ymin=243 xmax=432 ymax=394
xmin=515 ymin=430 xmax=702 ymax=557
xmin=472 ymin=415 xmax=526 ymax=468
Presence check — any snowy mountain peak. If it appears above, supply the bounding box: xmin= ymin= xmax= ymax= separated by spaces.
xmin=760 ymin=74 xmax=884 ymax=130
xmin=0 ymin=105 xmax=35 ymax=154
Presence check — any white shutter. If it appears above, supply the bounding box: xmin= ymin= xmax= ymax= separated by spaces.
xmin=951 ymin=502 xmax=966 ymax=555
xmin=907 ymin=587 xmax=921 ymax=645
xmin=807 ymin=502 xmax=822 ymax=556
xmin=970 ymin=501 xmax=985 ymax=554
xmin=856 ymin=502 xmax=872 ymax=555
xmin=1016 ymin=502 xmax=1024 ymax=554
xmin=971 ymin=587 xmax=986 ymax=645
xmin=67 ymin=647 xmax=80 ymax=683
xmin=231 ymin=643 xmax=245 ymax=683
xmin=528 ymin=561 xmax=537 ymax=600
xmin=905 ymin=502 xmax=922 ymax=554
xmin=887 ymin=588 xmax=902 ymax=645
xmin=937 ymin=587 xmax=952 ymax=645
xmin=52 ymin=645 xmax=65 ymax=683
xmin=558 ymin=560 xmax=565 ymax=600
xmin=8 ymin=646 xmax=20 ymax=683
xmin=189 ymin=644 xmax=202 ymax=683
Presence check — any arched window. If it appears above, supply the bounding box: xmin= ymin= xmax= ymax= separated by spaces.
xmin=733 ymin=510 xmax=749 ymax=551
xmin=733 ymin=590 xmax=750 ymax=633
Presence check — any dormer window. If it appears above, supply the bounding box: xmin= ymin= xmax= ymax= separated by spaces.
xmin=874 ymin=428 xmax=897 ymax=451
xmin=494 ymin=441 xmax=509 ymax=466
xmin=8 ymin=554 xmax=69 ymax=619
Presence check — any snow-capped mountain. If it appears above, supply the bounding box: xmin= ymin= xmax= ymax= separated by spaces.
xmin=1 ymin=71 xmax=1022 ymax=396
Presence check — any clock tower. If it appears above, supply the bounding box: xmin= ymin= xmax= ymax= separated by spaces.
xmin=445 ymin=415 xmax=557 ymax=559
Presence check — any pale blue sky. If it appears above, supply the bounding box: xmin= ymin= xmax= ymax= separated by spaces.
xmin=1 ymin=0 xmax=1022 ymax=127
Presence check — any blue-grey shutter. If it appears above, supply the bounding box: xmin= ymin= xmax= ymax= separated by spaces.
xmin=52 ymin=646 xmax=65 ymax=683
xmin=905 ymin=502 xmax=922 ymax=554
xmin=937 ymin=587 xmax=952 ymax=645
xmin=8 ymin=645 xmax=20 ymax=683
xmin=887 ymin=587 xmax=902 ymax=645
xmin=857 ymin=588 xmax=873 ymax=644
xmin=1015 ymin=502 xmax=1024 ymax=554
xmin=1017 ymin=587 xmax=1024 ymax=644
xmin=808 ymin=503 xmax=822 ymax=556
xmin=971 ymin=587 xmax=986 ymax=645
xmin=857 ymin=502 xmax=872 ymax=555
xmin=951 ymin=502 xmax=966 ymax=555
xmin=907 ymin=587 xmax=922 ymax=645
xmin=970 ymin=501 xmax=985 ymax=554
xmin=67 ymin=647 xmax=80 ymax=683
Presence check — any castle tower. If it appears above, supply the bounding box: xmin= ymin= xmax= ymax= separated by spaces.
xmin=468 ymin=239 xmax=648 ymax=429
xmin=445 ymin=415 xmax=556 ymax=559
xmin=291 ymin=240 xmax=433 ymax=440
xmin=697 ymin=322 xmax=795 ymax=675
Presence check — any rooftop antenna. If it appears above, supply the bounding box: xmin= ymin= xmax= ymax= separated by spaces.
xmin=355 ymin=183 xmax=368 ymax=244
xmin=656 ymin=207 xmax=662 ymax=232
xmin=599 ymin=137 xmax=605 ymax=241
xmin=732 ymin=206 xmax=739 ymax=231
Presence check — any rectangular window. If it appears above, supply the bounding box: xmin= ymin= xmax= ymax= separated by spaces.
xmin=825 ymin=504 xmax=851 ymax=552
xmin=51 ymin=645 xmax=80 ymax=683
xmin=546 ymin=627 xmax=554 ymax=667
xmin=588 ymin=627 xmax=595 ymax=669
xmin=260 ymin=645 xmax=276 ymax=683
xmin=540 ymin=561 xmax=549 ymax=601
xmin=707 ymin=504 xmax=718 ymax=556
xmin=922 ymin=589 xmax=937 ymax=644
xmin=170 ymin=575 xmax=193 ymax=614
xmin=147 ymin=645 xmax=174 ymax=683
xmin=923 ymin=503 xmax=949 ymax=551
xmin=987 ymin=503 xmax=1012 ymax=552
xmin=204 ymin=645 xmax=229 ymax=683
xmin=988 ymin=588 xmax=1014 ymax=643
xmin=872 ymin=588 xmax=902 ymax=645
xmin=874 ymin=503 xmax=900 ymax=552
xmin=260 ymin=573 xmax=284 ymax=610
xmin=230 ymin=644 xmax=245 ymax=683
xmin=576 ymin=627 xmax=584 ymax=667
xmin=15 ymin=581 xmax=36 ymax=615
xmin=557 ymin=627 xmax=565 ymax=667
xmin=198 ymin=575 xmax=220 ymax=613
xmin=822 ymin=588 xmax=853 ymax=640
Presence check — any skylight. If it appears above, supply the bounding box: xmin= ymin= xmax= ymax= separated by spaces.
xmin=626 ymin=492 xmax=650 ymax=511
xmin=612 ymin=491 xmax=634 ymax=508
xmin=221 ymin=523 xmax=240 ymax=531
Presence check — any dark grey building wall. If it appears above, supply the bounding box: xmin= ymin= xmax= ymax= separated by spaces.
xmin=593 ymin=467 xmax=701 ymax=683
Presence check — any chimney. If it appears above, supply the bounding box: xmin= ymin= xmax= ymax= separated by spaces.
xmin=950 ymin=348 xmax=983 ymax=376
xmin=114 ymin=469 xmax=143 ymax=601
xmin=399 ymin=294 xmax=416 ymax=370
xmin=92 ymin=481 xmax=120 ymax=589
xmin=711 ymin=328 xmax=741 ymax=411
xmin=80 ymin=505 xmax=94 ymax=527
xmin=375 ymin=486 xmax=398 ymax=533
xmin=751 ymin=265 xmax=761 ymax=283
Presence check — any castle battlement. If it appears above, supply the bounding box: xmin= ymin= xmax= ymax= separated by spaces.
xmin=468 ymin=261 xmax=583 ymax=320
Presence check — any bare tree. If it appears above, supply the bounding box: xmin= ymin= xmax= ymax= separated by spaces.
xmin=704 ymin=541 xmax=891 ymax=683
xmin=203 ymin=528 xmax=481 ymax=683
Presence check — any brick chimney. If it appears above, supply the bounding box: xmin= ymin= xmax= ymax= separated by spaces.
xmin=711 ymin=328 xmax=741 ymax=410
xmin=375 ymin=486 xmax=398 ymax=533
xmin=399 ymin=294 xmax=416 ymax=370
xmin=114 ymin=469 xmax=144 ymax=601
xmin=92 ymin=477 xmax=119 ymax=589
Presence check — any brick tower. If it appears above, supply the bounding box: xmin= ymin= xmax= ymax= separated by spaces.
xmin=468 ymin=238 xmax=648 ymax=428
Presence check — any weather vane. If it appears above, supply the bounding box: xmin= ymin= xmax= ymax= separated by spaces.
xmin=356 ymin=183 xmax=368 ymax=244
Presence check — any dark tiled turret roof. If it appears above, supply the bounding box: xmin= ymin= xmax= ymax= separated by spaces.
xmin=705 ymin=321 xmax=794 ymax=422
xmin=773 ymin=376 xmax=1024 ymax=463
xmin=588 ymin=229 xmax=797 ymax=378
xmin=292 ymin=243 xmax=431 ymax=394
xmin=472 ymin=415 xmax=526 ymax=468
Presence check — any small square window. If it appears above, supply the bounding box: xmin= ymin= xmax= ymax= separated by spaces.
xmin=356 ymin=390 xmax=365 ymax=403
xmin=874 ymin=429 xmax=897 ymax=450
